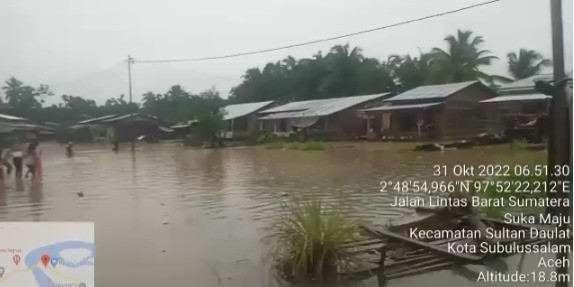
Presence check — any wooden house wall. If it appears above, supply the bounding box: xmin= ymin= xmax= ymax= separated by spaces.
xmin=229 ymin=114 xmax=260 ymax=133
xmin=380 ymin=107 xmax=444 ymax=140
xmin=321 ymin=110 xmax=366 ymax=140
xmin=439 ymin=84 xmax=493 ymax=140
xmin=379 ymin=83 xmax=495 ymax=141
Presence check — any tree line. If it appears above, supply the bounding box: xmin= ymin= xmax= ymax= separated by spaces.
xmin=229 ymin=29 xmax=551 ymax=103
xmin=1 ymin=29 xmax=551 ymax=124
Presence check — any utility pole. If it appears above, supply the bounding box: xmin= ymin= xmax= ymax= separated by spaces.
xmin=128 ymin=55 xmax=133 ymax=103
xmin=127 ymin=55 xmax=135 ymax=152
xmin=547 ymin=1 xmax=570 ymax=287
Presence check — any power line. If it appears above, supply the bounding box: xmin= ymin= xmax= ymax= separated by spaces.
xmin=134 ymin=0 xmax=501 ymax=64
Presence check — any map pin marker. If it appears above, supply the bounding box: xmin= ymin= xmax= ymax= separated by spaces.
xmin=0 ymin=267 xmax=5 ymax=277
xmin=13 ymin=255 xmax=21 ymax=266
xmin=50 ymin=257 xmax=59 ymax=268
xmin=41 ymin=254 xmax=51 ymax=268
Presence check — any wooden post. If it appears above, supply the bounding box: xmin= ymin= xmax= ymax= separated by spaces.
xmin=230 ymin=119 xmax=234 ymax=139
xmin=548 ymin=1 xmax=571 ymax=286
xmin=378 ymin=244 xmax=387 ymax=283
xmin=127 ymin=55 xmax=135 ymax=153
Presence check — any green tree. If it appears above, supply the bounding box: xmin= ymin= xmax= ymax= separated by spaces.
xmin=386 ymin=53 xmax=438 ymax=92
xmin=100 ymin=94 xmax=138 ymax=116
xmin=194 ymin=88 xmax=226 ymax=147
xmin=2 ymin=77 xmax=24 ymax=104
xmin=2 ymin=77 xmax=52 ymax=116
xmin=431 ymin=30 xmax=500 ymax=83
xmin=507 ymin=49 xmax=552 ymax=80
xmin=287 ymin=52 xmax=329 ymax=100
xmin=62 ymin=95 xmax=96 ymax=110
xmin=229 ymin=44 xmax=396 ymax=103
xmin=320 ymin=44 xmax=364 ymax=97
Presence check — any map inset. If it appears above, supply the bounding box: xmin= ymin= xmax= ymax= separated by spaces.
xmin=0 ymin=222 xmax=94 ymax=287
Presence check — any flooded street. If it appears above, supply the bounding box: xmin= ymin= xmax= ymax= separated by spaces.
xmin=0 ymin=142 xmax=552 ymax=287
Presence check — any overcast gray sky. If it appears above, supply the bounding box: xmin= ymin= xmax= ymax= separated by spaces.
xmin=0 ymin=0 xmax=572 ymax=105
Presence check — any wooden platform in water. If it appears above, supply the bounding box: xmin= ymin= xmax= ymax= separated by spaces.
xmin=338 ymin=210 xmax=552 ymax=281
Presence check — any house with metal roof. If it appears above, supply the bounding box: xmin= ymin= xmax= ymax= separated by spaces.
xmin=0 ymin=113 xmax=56 ymax=142
xmin=362 ymin=81 xmax=496 ymax=141
xmin=64 ymin=113 xmax=174 ymax=143
xmin=478 ymin=72 xmax=573 ymax=128
xmin=222 ymin=101 xmax=275 ymax=140
xmin=258 ymin=93 xmax=391 ymax=140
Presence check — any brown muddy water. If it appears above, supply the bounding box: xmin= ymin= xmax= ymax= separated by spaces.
xmin=0 ymin=142 xmax=558 ymax=287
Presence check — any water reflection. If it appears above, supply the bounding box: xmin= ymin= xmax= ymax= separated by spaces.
xmin=0 ymin=143 xmax=547 ymax=287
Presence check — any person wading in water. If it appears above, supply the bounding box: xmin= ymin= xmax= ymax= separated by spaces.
xmin=25 ymin=140 xmax=38 ymax=179
xmin=12 ymin=141 xmax=24 ymax=178
xmin=66 ymin=142 xmax=74 ymax=157
xmin=0 ymin=145 xmax=13 ymax=180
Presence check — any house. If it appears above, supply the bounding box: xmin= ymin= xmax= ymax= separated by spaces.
xmin=101 ymin=114 xmax=174 ymax=143
xmin=479 ymin=72 xmax=573 ymax=130
xmin=362 ymin=81 xmax=496 ymax=141
xmin=258 ymin=93 xmax=391 ymax=140
xmin=63 ymin=114 xmax=174 ymax=143
xmin=65 ymin=114 xmax=119 ymax=142
xmin=0 ymin=113 xmax=55 ymax=143
xmin=222 ymin=101 xmax=275 ymax=140
xmin=170 ymin=120 xmax=198 ymax=137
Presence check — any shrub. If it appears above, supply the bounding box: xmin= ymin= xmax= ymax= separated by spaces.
xmin=284 ymin=142 xmax=300 ymax=150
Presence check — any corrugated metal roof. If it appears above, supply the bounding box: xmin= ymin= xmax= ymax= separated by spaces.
xmin=498 ymin=71 xmax=573 ymax=94
xmin=77 ymin=114 xmax=118 ymax=124
xmin=101 ymin=114 xmax=161 ymax=123
xmin=258 ymin=93 xmax=390 ymax=119
xmin=498 ymin=73 xmax=553 ymax=93
xmin=259 ymin=111 xmax=308 ymax=120
xmin=259 ymin=99 xmax=318 ymax=114
xmin=362 ymin=102 xmax=444 ymax=112
xmin=171 ymin=120 xmax=198 ymax=129
xmin=223 ymin=101 xmax=274 ymax=120
xmin=480 ymin=94 xmax=551 ymax=103
xmin=385 ymin=81 xmax=478 ymax=102
xmin=159 ymin=126 xmax=175 ymax=132
xmin=0 ymin=113 xmax=27 ymax=121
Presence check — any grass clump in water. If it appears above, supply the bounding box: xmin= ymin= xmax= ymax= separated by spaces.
xmin=299 ymin=141 xmax=327 ymax=151
xmin=284 ymin=142 xmax=300 ymax=150
xmin=512 ymin=138 xmax=530 ymax=149
xmin=265 ymin=140 xmax=327 ymax=151
xmin=269 ymin=200 xmax=359 ymax=283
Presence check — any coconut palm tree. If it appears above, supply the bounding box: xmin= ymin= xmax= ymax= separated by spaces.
xmin=431 ymin=30 xmax=502 ymax=83
xmin=320 ymin=44 xmax=364 ymax=97
xmin=507 ymin=49 xmax=552 ymax=80
xmin=2 ymin=77 xmax=24 ymax=103
xmin=387 ymin=52 xmax=439 ymax=91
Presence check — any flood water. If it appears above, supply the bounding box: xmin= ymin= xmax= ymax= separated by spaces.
xmin=0 ymin=142 xmax=559 ymax=287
